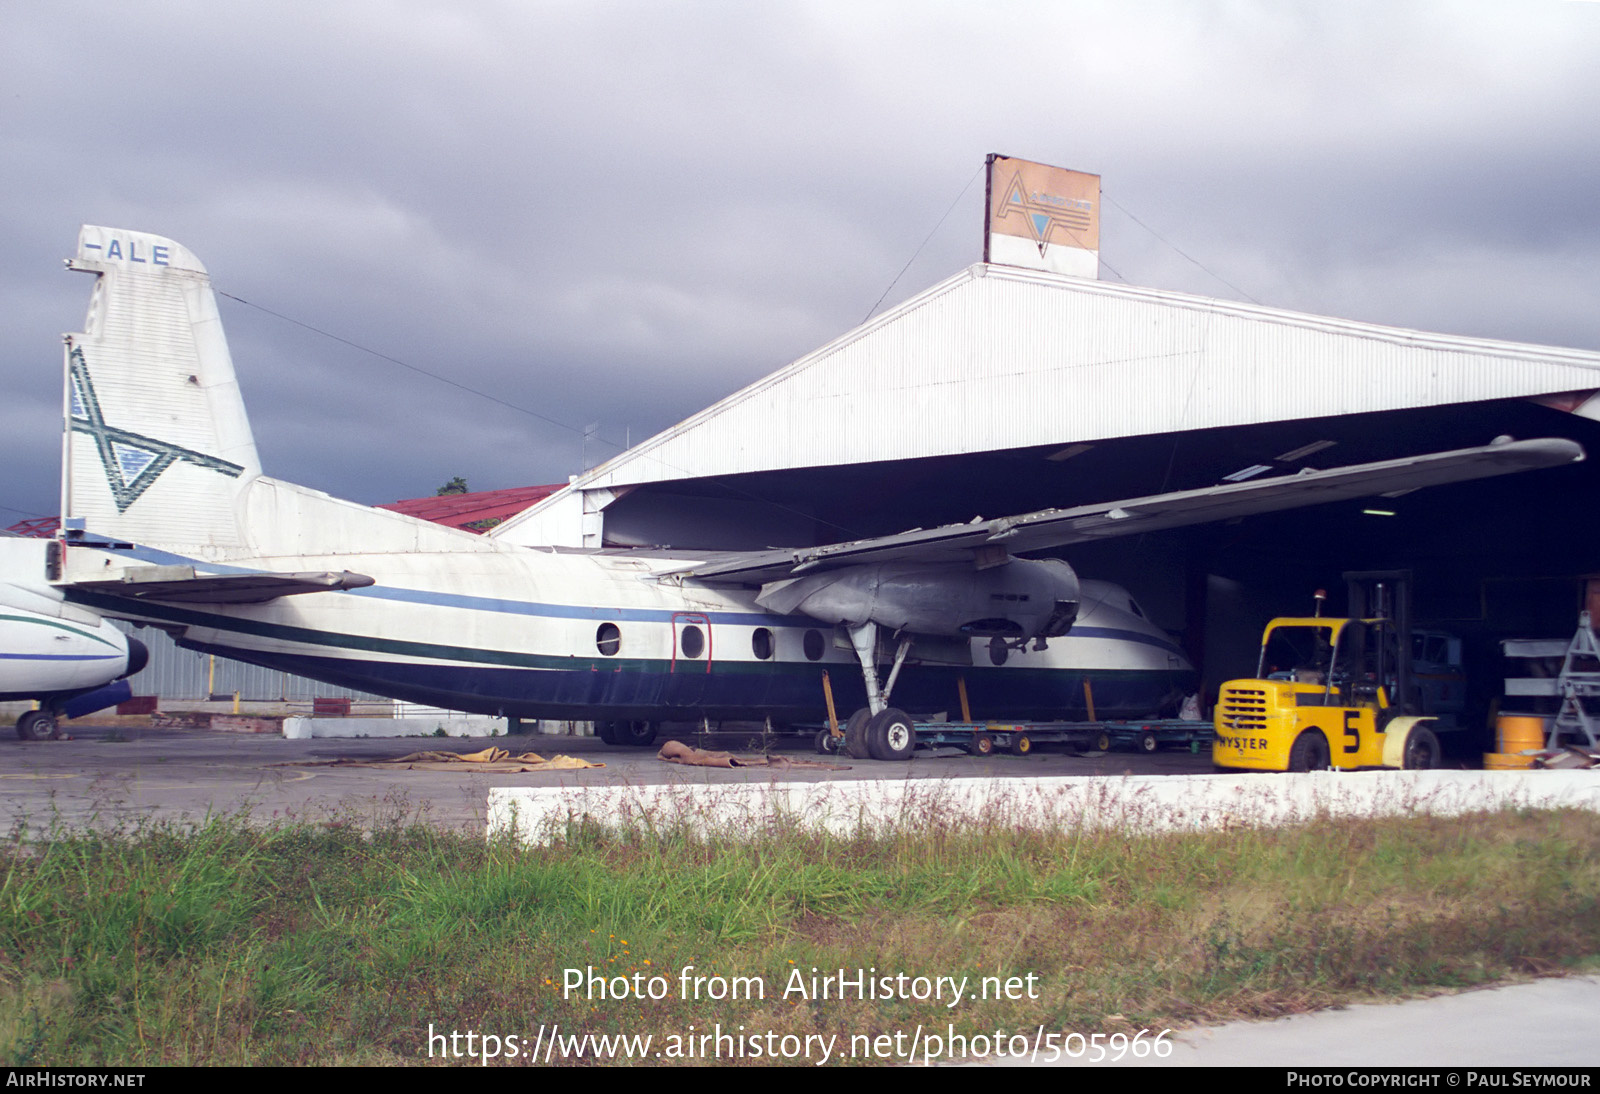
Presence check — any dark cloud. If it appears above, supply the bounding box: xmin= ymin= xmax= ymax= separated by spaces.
xmin=3 ymin=0 xmax=1598 ymax=522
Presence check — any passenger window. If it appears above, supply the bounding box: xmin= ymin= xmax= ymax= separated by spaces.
xmin=802 ymin=629 xmax=825 ymax=662
xmin=596 ymin=623 xmax=621 ymax=656
xmin=751 ymin=628 xmax=774 ymax=661
xmin=680 ymin=624 xmax=705 ymax=659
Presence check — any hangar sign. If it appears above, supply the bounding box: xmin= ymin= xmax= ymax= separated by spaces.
xmin=984 ymin=155 xmax=1100 ymax=278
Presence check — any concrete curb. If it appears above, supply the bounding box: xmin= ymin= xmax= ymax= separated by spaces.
xmin=488 ymin=768 xmax=1600 ymax=844
xmin=283 ymin=714 xmax=504 ymax=738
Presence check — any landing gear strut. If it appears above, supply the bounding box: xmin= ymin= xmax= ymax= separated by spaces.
xmin=844 ymin=622 xmax=918 ymax=761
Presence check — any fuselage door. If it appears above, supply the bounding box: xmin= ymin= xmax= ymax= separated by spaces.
xmin=671 ymin=613 xmax=713 ymax=674
xmin=667 ymin=612 xmax=713 ymax=707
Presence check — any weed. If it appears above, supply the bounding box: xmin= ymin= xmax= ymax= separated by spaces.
xmin=0 ymin=804 xmax=1596 ymax=1064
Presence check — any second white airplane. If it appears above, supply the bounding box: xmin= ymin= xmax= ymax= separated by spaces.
xmin=2 ymin=537 xmax=148 ymax=740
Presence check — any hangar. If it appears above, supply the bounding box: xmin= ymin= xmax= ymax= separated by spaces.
xmin=495 ymin=165 xmax=1600 ymax=745
xmin=17 ymin=164 xmax=1595 ymax=748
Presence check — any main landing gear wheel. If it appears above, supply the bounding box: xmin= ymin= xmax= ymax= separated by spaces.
xmin=814 ymin=729 xmax=840 ymax=755
xmin=600 ymin=720 xmax=658 ymax=747
xmin=1401 ymin=725 xmax=1441 ymax=770
xmin=1008 ymin=733 xmax=1032 ymax=756
xmin=866 ymin=707 xmax=916 ymax=761
xmin=15 ymin=711 xmax=56 ymax=742
xmin=1287 ymin=730 xmax=1331 ymax=772
xmin=843 ymin=708 xmax=874 ymax=760
xmin=1137 ymin=730 xmax=1159 ymax=754
xmin=15 ymin=710 xmax=57 ymax=742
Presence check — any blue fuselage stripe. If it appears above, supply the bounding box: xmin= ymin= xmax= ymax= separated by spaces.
xmin=71 ymin=540 xmax=799 ymax=626
xmin=0 ymin=653 xmax=121 ymax=662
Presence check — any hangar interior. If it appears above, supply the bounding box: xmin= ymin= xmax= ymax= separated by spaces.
xmin=497 ymin=263 xmax=1600 ymax=749
xmin=595 ymin=402 xmax=1598 ymax=737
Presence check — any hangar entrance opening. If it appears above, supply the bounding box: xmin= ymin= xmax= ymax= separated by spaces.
xmin=593 ymin=395 xmax=1600 ymax=748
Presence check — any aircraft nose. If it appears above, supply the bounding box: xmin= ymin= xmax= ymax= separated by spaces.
xmin=122 ymin=636 xmax=150 ymax=679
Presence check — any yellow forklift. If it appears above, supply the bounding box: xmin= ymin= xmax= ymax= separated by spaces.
xmin=1213 ymin=570 xmax=1442 ymax=772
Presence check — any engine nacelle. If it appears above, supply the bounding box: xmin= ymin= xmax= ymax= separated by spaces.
xmin=756 ymin=558 xmax=1080 ymax=639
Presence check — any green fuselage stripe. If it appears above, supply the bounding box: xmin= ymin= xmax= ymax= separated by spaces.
xmin=0 ymin=612 xmax=120 ymax=650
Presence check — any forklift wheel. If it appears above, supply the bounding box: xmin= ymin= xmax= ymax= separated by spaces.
xmin=1401 ymin=725 xmax=1441 ymax=770
xmin=1287 ymin=730 xmax=1331 ymax=772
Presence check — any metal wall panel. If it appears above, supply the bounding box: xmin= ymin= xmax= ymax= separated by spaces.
xmin=115 ymin=621 xmax=382 ymax=701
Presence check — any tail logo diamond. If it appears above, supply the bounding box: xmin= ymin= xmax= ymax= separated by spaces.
xmin=68 ymin=346 xmax=244 ymax=513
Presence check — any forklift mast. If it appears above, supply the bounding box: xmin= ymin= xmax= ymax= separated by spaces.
xmin=1343 ymin=569 xmax=1416 ymax=718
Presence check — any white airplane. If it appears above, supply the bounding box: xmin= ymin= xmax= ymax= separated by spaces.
xmin=39 ymin=226 xmax=1584 ymax=758
xmin=1 ymin=537 xmax=149 ymax=739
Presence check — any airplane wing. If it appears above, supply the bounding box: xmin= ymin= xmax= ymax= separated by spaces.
xmin=68 ymin=566 xmax=375 ymax=604
xmin=669 ymin=437 xmax=1583 ymax=583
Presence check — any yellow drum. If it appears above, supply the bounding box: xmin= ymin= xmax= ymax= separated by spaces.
xmin=1496 ymin=714 xmax=1546 ymax=755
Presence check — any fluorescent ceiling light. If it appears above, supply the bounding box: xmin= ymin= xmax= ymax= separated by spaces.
xmin=1362 ymin=508 xmax=1396 ymax=517
xmin=1276 ymin=439 xmax=1337 ymax=462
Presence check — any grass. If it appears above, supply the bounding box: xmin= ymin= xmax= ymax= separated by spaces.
xmin=0 ymin=805 xmax=1597 ymax=1064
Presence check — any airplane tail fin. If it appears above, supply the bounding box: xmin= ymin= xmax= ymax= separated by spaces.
xmin=63 ymin=226 xmax=262 ymax=552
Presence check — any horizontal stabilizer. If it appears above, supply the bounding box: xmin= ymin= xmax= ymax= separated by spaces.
xmin=69 ymin=567 xmax=374 ymax=604
xmin=671 ymin=437 xmax=1584 ymax=583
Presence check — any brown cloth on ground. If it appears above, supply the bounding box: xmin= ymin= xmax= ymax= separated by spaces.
xmin=656 ymin=739 xmax=850 ymax=770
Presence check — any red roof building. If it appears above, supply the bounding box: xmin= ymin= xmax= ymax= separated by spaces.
xmin=8 ymin=485 xmax=563 ymax=539
xmin=375 ymin=484 xmax=563 ymax=532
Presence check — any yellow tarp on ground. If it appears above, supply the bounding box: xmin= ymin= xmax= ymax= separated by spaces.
xmin=286 ymin=748 xmax=604 ymax=773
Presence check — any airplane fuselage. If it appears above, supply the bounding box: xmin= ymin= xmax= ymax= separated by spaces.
xmin=64 ymin=541 xmax=1192 ymax=724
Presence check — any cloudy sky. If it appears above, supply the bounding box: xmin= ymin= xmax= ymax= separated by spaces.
xmin=3 ymin=0 xmax=1598 ymax=525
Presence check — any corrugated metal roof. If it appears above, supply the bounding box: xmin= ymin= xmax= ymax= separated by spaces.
xmin=495 ymin=263 xmax=1600 ymax=546
xmin=378 ymin=484 xmax=561 ymax=531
